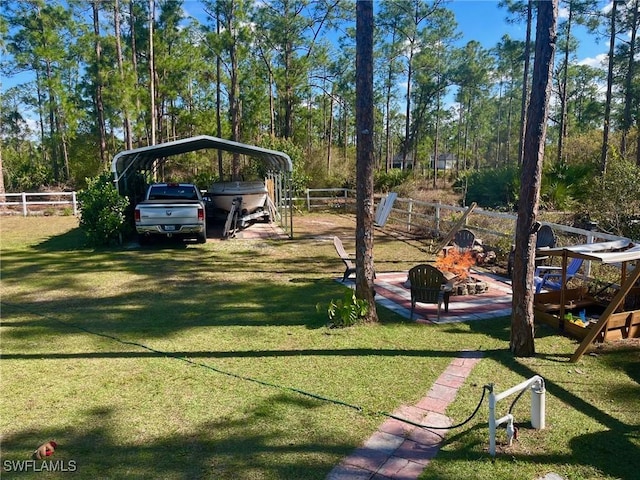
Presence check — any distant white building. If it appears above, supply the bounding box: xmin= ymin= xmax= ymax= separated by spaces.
xmin=391 ymin=152 xmax=415 ymax=170
xmin=390 ymin=152 xmax=457 ymax=171
xmin=430 ymin=153 xmax=457 ymax=170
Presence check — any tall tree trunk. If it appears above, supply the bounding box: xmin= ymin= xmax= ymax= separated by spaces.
xmin=35 ymin=71 xmax=48 ymax=167
xmin=456 ymin=98 xmax=463 ymax=174
xmin=149 ymin=0 xmax=156 ymax=146
xmin=557 ymin=3 xmax=573 ymax=166
xmin=0 ymin=144 xmax=5 ymax=205
xmin=511 ymin=0 xmax=558 ymax=357
xmin=518 ymin=0 xmax=533 ymax=165
xmin=497 ymin=80 xmax=503 ymax=167
xmin=327 ymin=91 xmax=334 ymax=173
xmin=216 ymin=5 xmax=223 ymax=179
xmin=114 ymin=0 xmax=133 ymax=150
xmin=129 ymin=0 xmax=142 ymax=146
xmin=228 ymin=22 xmax=241 ymax=179
xmin=463 ymin=96 xmax=471 ymax=170
xmin=600 ymin=0 xmax=619 ymax=173
xmin=355 ymin=0 xmax=378 ymax=323
xmin=283 ymin=48 xmax=294 ymax=139
xmin=403 ymin=52 xmax=413 ymax=167
xmin=506 ymin=80 xmax=514 ymax=164
xmin=620 ymin=0 xmax=638 ymax=157
xmin=92 ymin=0 xmax=108 ymax=167
xmin=433 ymin=86 xmax=440 ymax=188
xmin=385 ymin=60 xmax=394 ymax=172
xmin=45 ymin=59 xmax=59 ymax=181
xmin=637 ymin=117 xmax=640 ymax=166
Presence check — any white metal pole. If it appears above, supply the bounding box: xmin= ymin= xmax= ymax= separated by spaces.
xmin=531 ymin=381 xmax=546 ymax=430
xmin=488 ymin=384 xmax=496 ymax=456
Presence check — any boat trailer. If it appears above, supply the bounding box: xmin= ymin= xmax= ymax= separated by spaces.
xmin=222 ymin=196 xmax=273 ymax=238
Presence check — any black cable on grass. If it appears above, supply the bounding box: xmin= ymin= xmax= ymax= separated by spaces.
xmin=2 ymin=301 xmax=487 ymax=432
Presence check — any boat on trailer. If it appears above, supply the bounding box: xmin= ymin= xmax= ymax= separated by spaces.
xmin=207 ymin=181 xmax=268 ymax=215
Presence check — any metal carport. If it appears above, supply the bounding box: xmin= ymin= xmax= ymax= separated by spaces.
xmin=111 ymin=135 xmax=294 ymax=238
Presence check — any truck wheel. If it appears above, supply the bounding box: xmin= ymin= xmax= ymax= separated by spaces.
xmin=139 ymin=234 xmax=151 ymax=246
xmin=196 ymin=232 xmax=207 ymax=244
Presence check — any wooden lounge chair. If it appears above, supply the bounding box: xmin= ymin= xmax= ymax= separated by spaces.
xmin=333 ymin=236 xmax=356 ymax=282
xmin=534 ymin=257 xmax=583 ymax=293
xmin=442 ymin=228 xmax=477 ymax=256
xmin=408 ymin=264 xmax=451 ymax=321
xmin=508 ymin=224 xmax=557 ymax=277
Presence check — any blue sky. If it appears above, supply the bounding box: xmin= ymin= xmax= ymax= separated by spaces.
xmin=1 ymin=1 xmax=614 ymax=98
xmin=181 ymin=0 xmax=612 ymax=67
xmin=448 ymin=0 xmax=611 ymax=69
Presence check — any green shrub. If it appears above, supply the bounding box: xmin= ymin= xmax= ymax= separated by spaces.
xmin=258 ymin=137 xmax=309 ymax=195
xmin=316 ymin=289 xmax=369 ymax=328
xmin=463 ymin=165 xmax=520 ymax=209
xmin=582 ymin=155 xmax=640 ymax=239
xmin=78 ymin=172 xmax=130 ymax=246
xmin=374 ymin=168 xmax=410 ymax=192
xmin=540 ymin=161 xmax=596 ymax=210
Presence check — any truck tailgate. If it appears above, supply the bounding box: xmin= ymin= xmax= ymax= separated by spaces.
xmin=137 ymin=202 xmax=201 ymax=227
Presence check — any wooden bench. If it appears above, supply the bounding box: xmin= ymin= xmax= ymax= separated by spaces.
xmin=333 ymin=236 xmax=356 ymax=282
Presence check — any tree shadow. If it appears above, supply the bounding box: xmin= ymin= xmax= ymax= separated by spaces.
xmin=0 ymin=394 xmax=357 ymax=479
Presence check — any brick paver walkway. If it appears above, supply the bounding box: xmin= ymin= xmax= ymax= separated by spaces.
xmin=327 ymin=351 xmax=483 ymax=480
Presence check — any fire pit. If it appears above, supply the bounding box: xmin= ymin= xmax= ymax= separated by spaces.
xmin=436 ymin=249 xmax=490 ymax=296
xmin=451 ymin=277 xmax=490 ymax=296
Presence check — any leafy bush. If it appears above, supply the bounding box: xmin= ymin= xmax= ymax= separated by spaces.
xmin=540 ymin=161 xmax=596 ymax=210
xmin=6 ymin=159 xmax=51 ymax=191
xmin=463 ymin=165 xmax=520 ymax=209
xmin=374 ymin=168 xmax=410 ymax=192
xmin=582 ymin=155 xmax=640 ymax=239
xmin=258 ymin=137 xmax=309 ymax=195
xmin=78 ymin=172 xmax=130 ymax=246
xmin=316 ymin=289 xmax=369 ymax=328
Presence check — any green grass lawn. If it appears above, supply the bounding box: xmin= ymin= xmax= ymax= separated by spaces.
xmin=1 ymin=214 xmax=638 ymax=479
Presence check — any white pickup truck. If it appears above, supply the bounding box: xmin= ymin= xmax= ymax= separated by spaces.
xmin=134 ymin=183 xmax=207 ymax=244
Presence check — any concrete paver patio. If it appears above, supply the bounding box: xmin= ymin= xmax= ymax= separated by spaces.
xmin=349 ymin=268 xmax=513 ymax=323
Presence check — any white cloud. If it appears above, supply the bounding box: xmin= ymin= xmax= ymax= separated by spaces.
xmin=558 ymin=6 xmax=570 ymax=19
xmin=577 ymin=53 xmax=608 ymax=69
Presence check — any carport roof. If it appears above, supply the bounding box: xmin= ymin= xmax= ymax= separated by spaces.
xmin=111 ymin=135 xmax=293 ymax=182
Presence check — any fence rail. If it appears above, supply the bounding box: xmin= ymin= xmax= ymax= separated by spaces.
xmin=2 ymin=188 xmax=634 ymax=251
xmin=303 ymin=188 xmax=633 ymax=246
xmin=0 ymin=192 xmax=78 ymax=216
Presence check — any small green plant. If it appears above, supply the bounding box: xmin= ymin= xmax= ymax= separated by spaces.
xmin=317 ymin=289 xmax=369 ymax=328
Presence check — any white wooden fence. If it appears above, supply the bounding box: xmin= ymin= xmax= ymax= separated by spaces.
xmin=303 ymin=188 xmax=632 ymax=246
xmin=2 ymin=187 xmax=633 ymax=251
xmin=0 ymin=192 xmax=78 ymax=216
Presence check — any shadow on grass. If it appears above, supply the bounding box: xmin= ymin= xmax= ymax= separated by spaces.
xmin=437 ymin=425 xmax=640 ymax=480
xmin=0 ymin=347 xmax=472 ymax=361
xmin=0 ymin=277 xmax=342 ymax=340
xmin=0 ymin=394 xmax=353 ymax=480
xmin=454 ymin=348 xmax=640 ymax=479
xmin=32 ymin=227 xmax=88 ymax=251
